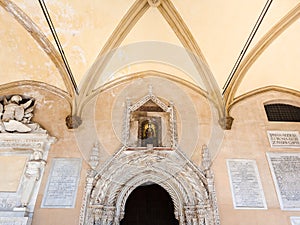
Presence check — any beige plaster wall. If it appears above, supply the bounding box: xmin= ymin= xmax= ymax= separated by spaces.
xmin=213 ymin=90 xmax=300 ymax=225
xmin=0 ymin=81 xmax=299 ymax=225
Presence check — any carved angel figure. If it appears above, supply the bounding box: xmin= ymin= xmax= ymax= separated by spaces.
xmin=0 ymin=95 xmax=36 ymax=133
xmin=2 ymin=95 xmax=34 ymax=123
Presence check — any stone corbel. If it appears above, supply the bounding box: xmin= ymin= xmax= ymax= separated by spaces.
xmin=218 ymin=115 xmax=234 ymax=130
xmin=65 ymin=115 xmax=82 ymax=129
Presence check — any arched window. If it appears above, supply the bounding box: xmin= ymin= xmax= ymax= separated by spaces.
xmin=264 ymin=103 xmax=300 ymax=122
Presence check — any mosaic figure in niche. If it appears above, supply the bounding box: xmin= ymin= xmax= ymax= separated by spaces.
xmin=142 ymin=120 xmax=157 ymax=146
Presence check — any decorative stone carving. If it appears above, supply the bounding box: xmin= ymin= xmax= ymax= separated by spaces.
xmin=80 ymin=88 xmax=220 ymax=225
xmin=81 ymin=145 xmax=220 ymax=225
xmin=124 ymin=85 xmax=177 ymax=148
xmin=89 ymin=142 xmax=100 ymax=170
xmin=21 ymin=151 xmax=46 ymax=207
xmin=0 ymin=95 xmax=42 ymax=133
xmin=0 ymin=128 xmax=55 ymax=224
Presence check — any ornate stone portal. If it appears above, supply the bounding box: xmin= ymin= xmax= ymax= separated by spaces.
xmin=0 ymin=95 xmax=55 ymax=224
xmin=81 ymin=89 xmax=220 ymax=225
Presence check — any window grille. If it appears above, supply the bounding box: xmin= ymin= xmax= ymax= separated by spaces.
xmin=264 ymin=103 xmax=300 ymax=122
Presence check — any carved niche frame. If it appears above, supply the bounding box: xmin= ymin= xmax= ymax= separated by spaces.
xmin=80 ymin=89 xmax=220 ymax=225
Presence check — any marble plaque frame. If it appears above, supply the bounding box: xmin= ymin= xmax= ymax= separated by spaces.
xmin=227 ymin=159 xmax=267 ymax=210
xmin=267 ymin=152 xmax=300 ymax=210
xmin=267 ymin=131 xmax=300 ymax=148
xmin=291 ymin=217 xmax=300 ymax=225
xmin=0 ymin=217 xmax=28 ymax=225
xmin=41 ymin=158 xmax=82 ymax=208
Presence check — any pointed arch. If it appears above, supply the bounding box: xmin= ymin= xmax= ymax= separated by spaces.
xmin=224 ymin=3 xmax=300 ymax=115
xmin=229 ymin=85 xmax=300 ymax=112
xmin=83 ymin=147 xmax=220 ymax=225
xmin=76 ymin=0 xmax=224 ymax=125
xmin=0 ymin=0 xmax=76 ymax=98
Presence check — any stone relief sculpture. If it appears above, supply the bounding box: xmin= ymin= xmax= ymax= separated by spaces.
xmin=0 ymin=95 xmax=42 ymax=133
xmin=21 ymin=151 xmax=46 ymax=207
xmin=0 ymin=94 xmax=56 ymax=224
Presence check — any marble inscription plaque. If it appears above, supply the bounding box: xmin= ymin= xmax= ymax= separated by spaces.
xmin=267 ymin=152 xmax=300 ymax=210
xmin=41 ymin=158 xmax=82 ymax=208
xmin=227 ymin=159 xmax=267 ymax=209
xmin=0 ymin=217 xmax=28 ymax=225
xmin=291 ymin=217 xmax=300 ymax=225
xmin=267 ymin=131 xmax=300 ymax=148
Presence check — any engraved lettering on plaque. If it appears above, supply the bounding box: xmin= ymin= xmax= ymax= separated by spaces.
xmin=267 ymin=131 xmax=300 ymax=148
xmin=267 ymin=152 xmax=300 ymax=210
xmin=41 ymin=158 xmax=82 ymax=208
xmin=227 ymin=159 xmax=267 ymax=209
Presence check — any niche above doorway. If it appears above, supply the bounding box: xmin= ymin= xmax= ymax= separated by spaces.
xmin=124 ymin=86 xmax=177 ymax=149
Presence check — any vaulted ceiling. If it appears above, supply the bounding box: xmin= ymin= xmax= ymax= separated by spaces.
xmin=1 ymin=0 xmax=299 ymax=117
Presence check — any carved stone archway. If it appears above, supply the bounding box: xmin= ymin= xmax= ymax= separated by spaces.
xmin=80 ymin=89 xmax=220 ymax=225
xmin=80 ymin=146 xmax=220 ymax=225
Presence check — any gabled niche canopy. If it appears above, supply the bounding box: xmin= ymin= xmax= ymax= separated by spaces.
xmin=124 ymin=86 xmax=177 ymax=149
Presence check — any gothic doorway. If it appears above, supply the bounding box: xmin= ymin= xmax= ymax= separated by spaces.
xmin=120 ymin=184 xmax=179 ymax=225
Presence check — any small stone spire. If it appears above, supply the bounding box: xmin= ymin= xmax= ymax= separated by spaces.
xmin=148 ymin=84 xmax=153 ymax=96
xmin=89 ymin=142 xmax=100 ymax=170
xmin=201 ymin=145 xmax=211 ymax=171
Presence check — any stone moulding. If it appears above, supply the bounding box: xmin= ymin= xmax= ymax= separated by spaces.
xmin=80 ymin=146 xmax=220 ymax=225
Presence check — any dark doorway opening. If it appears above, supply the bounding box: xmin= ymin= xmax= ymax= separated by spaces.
xmin=120 ymin=184 xmax=179 ymax=225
